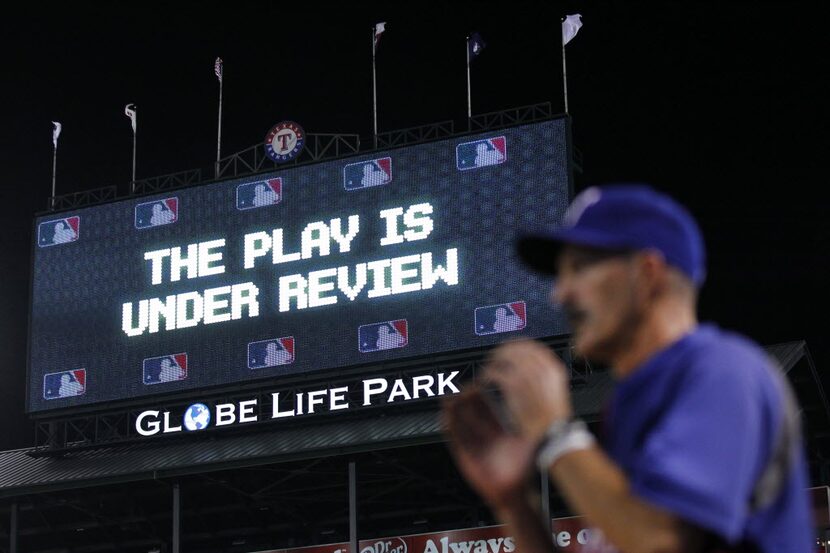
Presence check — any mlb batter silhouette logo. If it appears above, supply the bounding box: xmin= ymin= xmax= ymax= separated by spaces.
xmin=344 ymin=157 xmax=392 ymax=190
xmin=359 ymin=320 xmax=408 ymax=353
xmin=248 ymin=337 xmax=295 ymax=369
xmin=237 ymin=178 xmax=283 ymax=210
xmin=456 ymin=136 xmax=507 ymax=170
xmin=38 ymin=216 xmax=80 ymax=247
xmin=475 ymin=301 xmax=526 ymax=335
xmin=143 ymin=353 xmax=188 ymax=385
xmin=135 ymin=198 xmax=178 ymax=229
xmin=43 ymin=368 xmax=86 ymax=399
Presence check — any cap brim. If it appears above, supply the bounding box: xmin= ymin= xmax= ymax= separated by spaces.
xmin=517 ymin=228 xmax=635 ymax=275
xmin=516 ymin=234 xmax=563 ymax=275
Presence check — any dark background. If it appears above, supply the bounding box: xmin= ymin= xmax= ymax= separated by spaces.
xmin=1 ymin=2 xmax=827 ymax=447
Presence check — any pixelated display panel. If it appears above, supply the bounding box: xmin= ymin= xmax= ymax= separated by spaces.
xmin=28 ymin=119 xmax=570 ymax=412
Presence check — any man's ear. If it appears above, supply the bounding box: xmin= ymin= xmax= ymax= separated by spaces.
xmin=637 ymin=250 xmax=671 ymax=297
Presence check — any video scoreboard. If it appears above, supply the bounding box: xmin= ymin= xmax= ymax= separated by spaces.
xmin=28 ymin=118 xmax=571 ymax=413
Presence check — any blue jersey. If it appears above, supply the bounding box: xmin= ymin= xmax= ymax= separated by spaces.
xmin=605 ymin=324 xmax=812 ymax=553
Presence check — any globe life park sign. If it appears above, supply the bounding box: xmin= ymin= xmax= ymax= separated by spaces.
xmin=134 ymin=370 xmax=461 ymax=437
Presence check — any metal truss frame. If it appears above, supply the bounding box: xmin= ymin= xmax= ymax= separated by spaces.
xmin=374 ymin=120 xmax=454 ymax=149
xmin=43 ymin=103 xmax=566 ymax=212
xmin=215 ymin=133 xmax=361 ymax=180
xmin=47 ymin=186 xmax=117 ymax=211
xmin=468 ymin=102 xmax=553 ymax=131
xmin=132 ymin=169 xmax=203 ymax=195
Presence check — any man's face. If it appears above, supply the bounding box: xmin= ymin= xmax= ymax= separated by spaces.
xmin=552 ymin=245 xmax=645 ymax=363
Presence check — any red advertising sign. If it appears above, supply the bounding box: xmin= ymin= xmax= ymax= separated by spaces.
xmin=251 ymin=518 xmax=599 ymax=553
xmin=392 ymin=525 xmax=514 ymax=553
xmin=253 ymin=543 xmax=349 ymax=553
xmin=253 ymin=505 xmax=825 ymax=553
xmin=550 ymin=517 xmax=619 ymax=552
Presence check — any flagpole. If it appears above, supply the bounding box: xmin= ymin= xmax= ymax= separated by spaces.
xmin=372 ymin=26 xmax=378 ymax=149
xmin=466 ymin=36 xmax=472 ymax=128
xmin=561 ymin=18 xmax=569 ymax=114
xmin=51 ymin=143 xmax=57 ymax=209
xmin=216 ymin=69 xmax=224 ymax=178
xmin=131 ymin=108 xmax=137 ymax=193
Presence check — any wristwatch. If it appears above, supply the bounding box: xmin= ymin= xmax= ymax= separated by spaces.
xmin=535 ymin=418 xmax=596 ymax=471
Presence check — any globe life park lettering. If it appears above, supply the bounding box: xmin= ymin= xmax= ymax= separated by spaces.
xmin=135 ymin=371 xmax=460 ymax=437
xmin=122 ymin=203 xmax=460 ymax=336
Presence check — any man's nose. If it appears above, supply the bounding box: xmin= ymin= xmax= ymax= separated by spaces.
xmin=551 ymin=277 xmax=567 ymax=305
xmin=553 ymin=267 xmax=580 ymax=304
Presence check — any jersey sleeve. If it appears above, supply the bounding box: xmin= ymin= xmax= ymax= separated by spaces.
xmin=628 ymin=348 xmax=777 ymax=542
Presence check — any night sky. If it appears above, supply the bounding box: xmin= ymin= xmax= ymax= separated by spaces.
xmin=1 ymin=3 xmax=827 ymax=450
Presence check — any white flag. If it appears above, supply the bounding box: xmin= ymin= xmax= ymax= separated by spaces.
xmin=374 ymin=21 xmax=386 ymax=49
xmin=124 ymin=103 xmax=137 ymax=133
xmin=52 ymin=121 xmax=62 ymax=149
xmin=562 ymin=14 xmax=583 ymax=46
xmin=215 ymin=57 xmax=223 ymax=83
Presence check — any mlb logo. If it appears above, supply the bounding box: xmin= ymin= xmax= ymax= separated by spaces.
xmin=43 ymin=368 xmax=86 ymax=400
xmin=344 ymin=157 xmax=392 ymax=190
xmin=237 ymin=178 xmax=283 ymax=210
xmin=248 ymin=336 xmax=295 ymax=369
xmin=143 ymin=353 xmax=188 ymax=385
xmin=475 ymin=301 xmax=527 ymax=336
xmin=38 ymin=216 xmax=80 ymax=247
xmin=135 ymin=197 xmax=178 ymax=229
xmin=359 ymin=319 xmax=408 ymax=353
xmin=456 ymin=136 xmax=507 ymax=170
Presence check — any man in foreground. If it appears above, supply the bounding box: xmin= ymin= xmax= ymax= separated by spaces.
xmin=443 ymin=184 xmax=812 ymax=553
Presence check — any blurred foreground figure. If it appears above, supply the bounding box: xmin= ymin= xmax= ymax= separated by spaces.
xmin=443 ymin=185 xmax=811 ymax=553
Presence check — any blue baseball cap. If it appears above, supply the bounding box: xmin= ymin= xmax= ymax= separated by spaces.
xmin=517 ymin=184 xmax=707 ymax=286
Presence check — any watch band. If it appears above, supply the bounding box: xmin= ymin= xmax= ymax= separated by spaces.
xmin=535 ymin=418 xmax=596 ymax=471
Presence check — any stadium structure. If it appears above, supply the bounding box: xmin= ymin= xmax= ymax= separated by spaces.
xmin=2 ymin=103 xmax=829 ymax=553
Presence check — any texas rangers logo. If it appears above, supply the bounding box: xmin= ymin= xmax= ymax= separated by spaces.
xmin=475 ymin=301 xmax=526 ymax=335
xmin=43 ymin=368 xmax=86 ymax=399
xmin=359 ymin=320 xmax=408 ymax=353
xmin=143 ymin=353 xmax=188 ymax=385
xmin=456 ymin=136 xmax=507 ymax=170
xmin=38 ymin=216 xmax=80 ymax=247
xmin=248 ymin=337 xmax=295 ymax=369
xmin=343 ymin=157 xmax=392 ymax=190
xmin=237 ymin=178 xmax=283 ymax=210
xmin=264 ymin=121 xmax=306 ymax=163
xmin=135 ymin=198 xmax=178 ymax=229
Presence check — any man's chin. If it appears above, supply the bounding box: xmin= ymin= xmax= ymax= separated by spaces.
xmin=571 ymin=333 xmax=592 ymax=357
xmin=571 ymin=333 xmax=611 ymax=365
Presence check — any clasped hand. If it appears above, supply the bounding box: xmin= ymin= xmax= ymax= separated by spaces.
xmin=442 ymin=340 xmax=572 ymax=509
